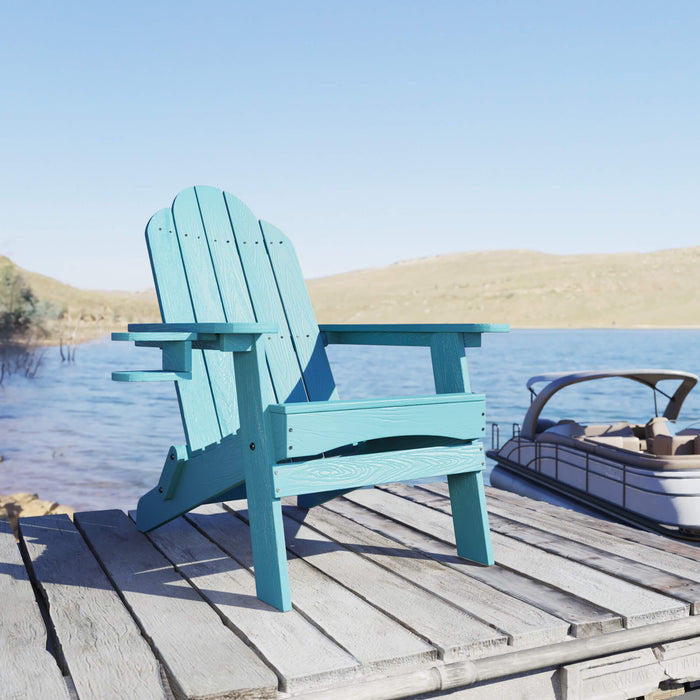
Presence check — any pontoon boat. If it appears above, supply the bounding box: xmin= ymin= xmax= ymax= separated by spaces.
xmin=487 ymin=370 xmax=700 ymax=539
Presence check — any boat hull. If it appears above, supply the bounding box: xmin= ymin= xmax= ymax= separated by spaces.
xmin=488 ymin=437 xmax=700 ymax=539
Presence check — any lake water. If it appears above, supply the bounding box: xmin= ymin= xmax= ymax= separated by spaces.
xmin=3 ymin=329 xmax=700 ymax=512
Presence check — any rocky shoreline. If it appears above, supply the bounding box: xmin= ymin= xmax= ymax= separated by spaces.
xmin=0 ymin=492 xmax=74 ymax=539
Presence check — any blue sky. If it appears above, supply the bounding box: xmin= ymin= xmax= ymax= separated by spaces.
xmin=2 ymin=1 xmax=699 ymax=290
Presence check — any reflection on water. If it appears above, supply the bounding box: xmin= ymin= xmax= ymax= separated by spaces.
xmin=2 ymin=329 xmax=700 ymax=511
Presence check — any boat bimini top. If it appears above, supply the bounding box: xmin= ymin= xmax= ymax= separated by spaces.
xmin=520 ymin=369 xmax=699 ymax=440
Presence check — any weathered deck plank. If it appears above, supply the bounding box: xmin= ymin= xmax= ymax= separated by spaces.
xmin=282 ymin=500 xmax=571 ymax=649
xmin=483 ymin=484 xmax=700 ymax=561
xmin=481 ymin=484 xmax=700 ymax=580
xmin=20 ymin=514 xmax=167 ymax=699
xmin=0 ymin=518 xmax=69 ymax=700
xmin=379 ymin=484 xmax=690 ymax=627
xmin=74 ymin=509 xmax=278 ymax=699
xmin=345 ymin=487 xmax=622 ymax=636
xmin=227 ymin=501 xmax=509 ymax=662
xmin=186 ymin=504 xmax=437 ymax=675
xmin=486 ymin=510 xmax=700 ymax=613
xmin=138 ymin=509 xmax=362 ymax=693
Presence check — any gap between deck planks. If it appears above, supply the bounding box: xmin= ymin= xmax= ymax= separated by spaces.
xmin=0 ymin=518 xmax=70 ymax=699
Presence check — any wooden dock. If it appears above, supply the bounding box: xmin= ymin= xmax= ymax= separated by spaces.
xmin=3 ymin=483 xmax=700 ymax=700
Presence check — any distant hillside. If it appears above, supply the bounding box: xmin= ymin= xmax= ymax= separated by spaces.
xmin=0 ymin=256 xmax=159 ymax=344
xmin=307 ymin=247 xmax=700 ymax=328
xmin=4 ymin=247 xmax=700 ymax=345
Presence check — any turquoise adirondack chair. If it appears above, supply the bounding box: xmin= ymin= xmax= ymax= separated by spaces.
xmin=113 ymin=186 xmax=508 ymax=611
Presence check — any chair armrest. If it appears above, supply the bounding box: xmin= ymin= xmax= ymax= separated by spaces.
xmin=112 ymin=322 xmax=278 ymax=382
xmin=319 ymin=323 xmax=508 ymax=348
xmin=320 ymin=323 xmax=508 ymax=395
xmin=117 ymin=322 xmax=277 ymax=341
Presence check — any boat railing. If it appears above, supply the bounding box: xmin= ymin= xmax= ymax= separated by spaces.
xmin=501 ymin=434 xmax=631 ymax=509
xmin=491 ymin=423 xmax=500 ymax=450
xmin=490 ymin=422 xmax=521 ymax=451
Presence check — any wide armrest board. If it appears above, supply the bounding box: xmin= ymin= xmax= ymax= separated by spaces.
xmin=320 ymin=323 xmax=508 ymax=347
xmin=125 ymin=322 xmax=278 ymax=335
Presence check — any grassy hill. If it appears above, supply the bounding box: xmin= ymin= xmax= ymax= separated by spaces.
xmin=307 ymin=247 xmax=700 ymax=328
xmin=3 ymin=246 xmax=700 ymax=345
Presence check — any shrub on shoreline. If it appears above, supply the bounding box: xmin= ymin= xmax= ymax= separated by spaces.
xmin=0 ymin=263 xmax=57 ymax=383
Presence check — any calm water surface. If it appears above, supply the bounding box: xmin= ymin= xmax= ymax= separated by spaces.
xmin=3 ymin=329 xmax=700 ymax=511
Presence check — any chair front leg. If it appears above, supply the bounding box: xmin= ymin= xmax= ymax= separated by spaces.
xmin=233 ymin=342 xmax=291 ymax=612
xmin=430 ymin=333 xmax=494 ymax=565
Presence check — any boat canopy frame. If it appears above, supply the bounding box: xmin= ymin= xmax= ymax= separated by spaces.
xmin=520 ymin=369 xmax=699 ymax=440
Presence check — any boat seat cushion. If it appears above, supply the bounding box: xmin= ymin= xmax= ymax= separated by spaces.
xmin=538 ymin=421 xmax=634 ymax=441
xmin=645 ymin=416 xmax=671 ymax=439
xmin=584 ymin=435 xmax=641 ymax=451
xmin=581 ymin=422 xmax=634 ymax=438
xmin=541 ymin=420 xmax=585 ymax=438
xmin=651 ymin=433 xmax=698 ymax=456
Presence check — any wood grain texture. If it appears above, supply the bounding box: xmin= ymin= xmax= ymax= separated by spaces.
xmin=233 ymin=341 xmax=291 ymax=611
xmin=284 ymin=501 xmax=570 ymax=650
xmin=319 ymin=324 xmax=508 ymax=348
xmin=171 ymin=187 xmax=238 ymax=440
xmin=214 ymin=503 xmax=508 ymax=662
xmin=269 ymin=395 xmax=484 ymax=460
xmin=484 ymin=505 xmax=700 ymax=614
xmin=140 ymin=511 xmax=359 ymax=693
xmin=136 ymin=434 xmax=246 ymax=533
xmin=222 ymin=190 xmax=306 ymax=404
xmin=261 ymin=220 xmax=338 ymax=402
xmin=429 ymin=333 xmax=495 ymax=565
xmin=350 ymin=486 xmax=624 ymax=636
xmin=145 ymin=207 xmax=221 ymax=451
xmin=483 ymin=484 xmax=700 ymax=563
xmin=74 ymin=509 xmax=277 ymax=699
xmin=0 ymin=518 xmax=69 ymax=699
xmin=5 ymin=486 xmax=700 ymax=699
xmin=274 ymin=514 xmax=509 ymax=663
xmin=194 ymin=503 xmax=437 ymax=674
xmin=379 ymin=484 xmax=690 ymax=628
xmin=561 ymin=647 xmax=665 ymax=700
xmin=20 ymin=514 xmax=167 ymax=699
xmin=273 ymin=443 xmax=485 ymax=497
